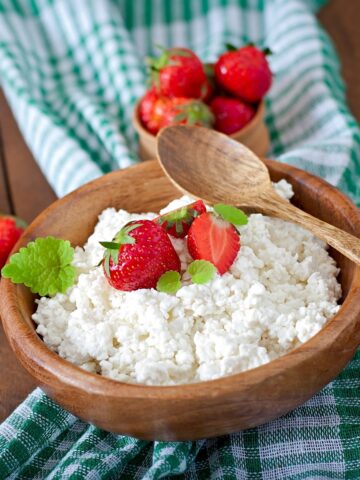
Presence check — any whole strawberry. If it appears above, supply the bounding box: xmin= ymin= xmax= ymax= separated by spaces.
xmin=215 ymin=45 xmax=272 ymax=103
xmin=154 ymin=200 xmax=206 ymax=238
xmin=138 ymin=88 xmax=160 ymax=134
xmin=140 ymin=95 xmax=214 ymax=134
xmin=0 ymin=216 xmax=25 ymax=270
xmin=148 ymin=47 xmax=207 ymax=98
xmin=187 ymin=212 xmax=240 ymax=274
xmin=101 ymin=220 xmax=180 ymax=291
xmin=210 ymin=96 xmax=255 ymax=134
xmin=157 ymin=98 xmax=214 ymax=130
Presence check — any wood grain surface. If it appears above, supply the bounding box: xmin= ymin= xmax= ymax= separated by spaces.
xmin=0 ymin=159 xmax=359 ymax=440
xmin=0 ymin=0 xmax=359 ymax=422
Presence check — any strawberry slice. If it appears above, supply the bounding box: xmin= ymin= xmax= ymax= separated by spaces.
xmin=187 ymin=212 xmax=240 ymax=274
xmin=154 ymin=200 xmax=206 ymax=238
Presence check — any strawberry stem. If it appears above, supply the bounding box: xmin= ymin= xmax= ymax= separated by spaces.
xmin=225 ymin=42 xmax=237 ymax=52
xmin=263 ymin=47 xmax=273 ymax=56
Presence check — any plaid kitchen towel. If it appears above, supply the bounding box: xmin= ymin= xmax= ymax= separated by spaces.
xmin=0 ymin=0 xmax=360 ymax=479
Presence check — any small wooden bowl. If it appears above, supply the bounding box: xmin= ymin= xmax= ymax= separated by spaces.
xmin=133 ymin=99 xmax=270 ymax=161
xmin=1 ymin=159 xmax=360 ymax=441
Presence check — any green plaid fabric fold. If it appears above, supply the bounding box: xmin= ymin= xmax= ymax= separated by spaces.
xmin=0 ymin=0 xmax=360 ymax=478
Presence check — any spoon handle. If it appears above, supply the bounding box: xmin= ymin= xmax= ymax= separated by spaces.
xmin=257 ymin=194 xmax=360 ymax=265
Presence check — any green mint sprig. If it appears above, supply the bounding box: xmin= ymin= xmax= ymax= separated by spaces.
xmin=156 ymin=259 xmax=217 ymax=295
xmin=156 ymin=270 xmax=182 ymax=294
xmin=1 ymin=236 xmax=76 ymax=296
xmin=213 ymin=204 xmax=248 ymax=226
xmin=188 ymin=260 xmax=216 ymax=284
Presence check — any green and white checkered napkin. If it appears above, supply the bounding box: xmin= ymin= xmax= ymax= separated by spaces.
xmin=0 ymin=0 xmax=360 ymax=478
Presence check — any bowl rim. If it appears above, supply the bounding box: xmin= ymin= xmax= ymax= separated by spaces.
xmin=132 ymin=97 xmax=265 ymax=141
xmin=1 ymin=159 xmax=360 ymax=401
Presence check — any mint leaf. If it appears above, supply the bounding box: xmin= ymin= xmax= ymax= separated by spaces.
xmin=1 ymin=237 xmax=76 ymax=297
xmin=156 ymin=270 xmax=181 ymax=294
xmin=213 ymin=204 xmax=248 ymax=226
xmin=188 ymin=260 xmax=216 ymax=284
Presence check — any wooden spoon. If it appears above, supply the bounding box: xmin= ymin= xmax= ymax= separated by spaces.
xmin=157 ymin=125 xmax=360 ymax=265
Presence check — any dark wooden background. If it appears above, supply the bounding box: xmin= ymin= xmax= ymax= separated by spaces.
xmin=1 ymin=0 xmax=360 ymax=422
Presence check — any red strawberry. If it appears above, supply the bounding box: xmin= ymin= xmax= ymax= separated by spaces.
xmin=210 ymin=96 xmax=255 ymax=134
xmin=0 ymin=216 xmax=26 ymax=270
xmin=157 ymin=98 xmax=214 ymax=130
xmin=154 ymin=200 xmax=206 ymax=238
xmin=187 ymin=212 xmax=240 ymax=274
xmin=201 ymin=63 xmax=216 ymax=104
xmin=101 ymin=220 xmax=180 ymax=291
xmin=201 ymin=80 xmax=215 ymax=104
xmin=140 ymin=95 xmax=214 ymax=134
xmin=148 ymin=47 xmax=207 ymax=98
xmin=140 ymin=96 xmax=171 ymax=134
xmin=139 ymin=88 xmax=160 ymax=134
xmin=215 ymin=45 xmax=272 ymax=102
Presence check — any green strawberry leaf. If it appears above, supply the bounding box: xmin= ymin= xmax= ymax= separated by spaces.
xmin=114 ymin=223 xmax=141 ymax=245
xmin=203 ymin=63 xmax=215 ymax=78
xmin=156 ymin=270 xmax=181 ymax=294
xmin=213 ymin=204 xmax=248 ymax=226
xmin=263 ymin=47 xmax=273 ymax=56
xmin=100 ymin=223 xmax=142 ymax=276
xmin=1 ymin=237 xmax=76 ymax=297
xmin=225 ymin=42 xmax=238 ymax=51
xmin=188 ymin=260 xmax=216 ymax=284
xmin=99 ymin=241 xmax=121 ymax=250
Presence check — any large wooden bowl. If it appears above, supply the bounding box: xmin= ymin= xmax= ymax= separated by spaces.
xmin=0 ymin=160 xmax=360 ymax=441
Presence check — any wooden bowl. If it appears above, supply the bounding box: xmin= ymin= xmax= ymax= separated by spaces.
xmin=1 ymin=159 xmax=360 ymax=441
xmin=133 ymin=100 xmax=270 ymax=161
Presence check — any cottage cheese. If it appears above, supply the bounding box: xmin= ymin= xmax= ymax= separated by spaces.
xmin=33 ymin=180 xmax=341 ymax=385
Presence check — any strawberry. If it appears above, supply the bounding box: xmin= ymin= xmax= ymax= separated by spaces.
xmin=201 ymin=80 xmax=215 ymax=104
xmin=158 ymin=98 xmax=214 ymax=130
xmin=0 ymin=215 xmax=26 ymax=270
xmin=139 ymin=88 xmax=160 ymax=134
xmin=201 ymin=63 xmax=216 ymax=104
xmin=154 ymin=200 xmax=206 ymax=238
xmin=187 ymin=212 xmax=240 ymax=274
xmin=101 ymin=220 xmax=180 ymax=291
xmin=214 ymin=45 xmax=272 ymax=103
xmin=140 ymin=96 xmax=214 ymax=134
xmin=148 ymin=47 xmax=207 ymax=98
xmin=210 ymin=96 xmax=255 ymax=134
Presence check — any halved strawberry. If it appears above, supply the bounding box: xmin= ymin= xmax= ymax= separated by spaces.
xmin=154 ymin=200 xmax=206 ymax=238
xmin=187 ymin=212 xmax=240 ymax=274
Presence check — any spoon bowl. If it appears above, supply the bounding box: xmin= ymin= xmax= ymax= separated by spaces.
xmin=157 ymin=125 xmax=360 ymax=265
xmin=157 ymin=125 xmax=272 ymax=205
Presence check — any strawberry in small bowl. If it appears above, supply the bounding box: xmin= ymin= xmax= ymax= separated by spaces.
xmin=133 ymin=44 xmax=271 ymax=160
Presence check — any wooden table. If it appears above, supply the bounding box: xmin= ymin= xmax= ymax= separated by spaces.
xmin=0 ymin=0 xmax=360 ymax=422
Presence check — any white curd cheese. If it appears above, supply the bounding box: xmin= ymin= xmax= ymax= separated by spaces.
xmin=32 ymin=181 xmax=341 ymax=385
